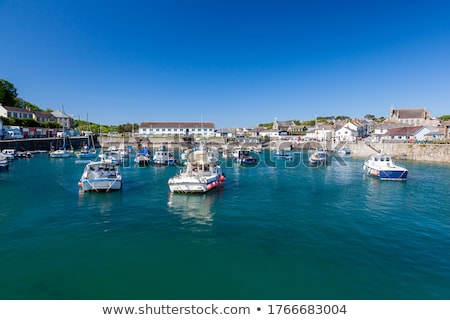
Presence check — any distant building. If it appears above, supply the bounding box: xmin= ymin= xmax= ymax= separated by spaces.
xmin=138 ymin=121 xmax=215 ymax=137
xmin=51 ymin=109 xmax=74 ymax=128
xmin=389 ymin=107 xmax=438 ymax=126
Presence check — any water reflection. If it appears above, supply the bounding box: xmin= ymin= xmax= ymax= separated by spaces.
xmin=167 ymin=192 xmax=215 ymax=227
xmin=77 ymin=192 xmax=119 ymax=232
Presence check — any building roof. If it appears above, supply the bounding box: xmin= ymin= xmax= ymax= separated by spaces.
xmin=52 ymin=110 xmax=72 ymax=118
xmin=139 ymin=121 xmax=215 ymax=129
xmin=385 ymin=126 xmax=424 ymax=136
xmin=391 ymin=108 xmax=428 ymax=119
xmin=0 ymin=105 xmax=34 ymax=114
xmin=33 ymin=110 xmax=55 ymax=118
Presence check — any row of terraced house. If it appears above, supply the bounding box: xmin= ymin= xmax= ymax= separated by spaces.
xmin=1 ymin=103 xmax=449 ymax=143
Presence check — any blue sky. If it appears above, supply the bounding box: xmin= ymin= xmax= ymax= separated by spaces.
xmin=1 ymin=0 xmax=450 ymax=128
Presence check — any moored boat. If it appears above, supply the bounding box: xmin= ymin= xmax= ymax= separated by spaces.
xmin=75 ymin=134 xmax=97 ymax=159
xmin=309 ymin=149 xmax=328 ymax=165
xmin=0 ymin=154 xmax=9 ymax=170
xmin=233 ymin=148 xmax=258 ymax=165
xmin=49 ymin=136 xmax=74 ymax=158
xmin=153 ymin=145 xmax=177 ymax=166
xmin=168 ymin=144 xmax=225 ymax=193
xmin=49 ymin=149 xmax=74 ymax=158
xmin=134 ymin=147 xmax=151 ymax=166
xmin=273 ymin=148 xmax=293 ymax=160
xmin=78 ymin=154 xmax=122 ymax=192
xmin=363 ymin=153 xmax=408 ymax=180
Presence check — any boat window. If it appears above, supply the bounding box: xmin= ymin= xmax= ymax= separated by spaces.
xmin=380 ymin=157 xmax=385 ymax=161
xmin=375 ymin=157 xmax=379 ymax=161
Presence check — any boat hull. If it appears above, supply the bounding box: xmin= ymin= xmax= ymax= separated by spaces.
xmin=363 ymin=164 xmax=408 ymax=180
xmin=168 ymin=176 xmax=224 ymax=194
xmin=79 ymin=178 xmax=122 ymax=192
xmin=49 ymin=151 xmax=73 ymax=158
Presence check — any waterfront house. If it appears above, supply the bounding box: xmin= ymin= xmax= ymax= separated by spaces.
xmin=138 ymin=122 xmax=215 ymax=138
xmin=0 ymin=104 xmax=34 ymax=120
xmin=33 ymin=110 xmax=56 ymax=123
xmin=335 ymin=125 xmax=357 ymax=142
xmin=424 ymin=128 xmax=445 ymax=141
xmin=382 ymin=126 xmax=431 ymax=142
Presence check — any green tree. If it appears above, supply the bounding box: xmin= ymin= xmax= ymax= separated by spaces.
xmin=439 ymin=115 xmax=450 ymax=121
xmin=15 ymin=97 xmax=41 ymax=111
xmin=0 ymin=79 xmax=18 ymax=106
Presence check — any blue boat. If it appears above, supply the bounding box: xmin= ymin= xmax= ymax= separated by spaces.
xmin=273 ymin=148 xmax=293 ymax=160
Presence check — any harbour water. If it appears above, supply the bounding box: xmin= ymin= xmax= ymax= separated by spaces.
xmin=0 ymin=151 xmax=449 ymax=299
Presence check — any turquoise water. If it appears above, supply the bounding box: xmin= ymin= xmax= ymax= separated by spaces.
xmin=0 ymin=152 xmax=449 ymax=299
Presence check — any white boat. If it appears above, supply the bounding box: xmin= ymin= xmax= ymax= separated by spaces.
xmin=168 ymin=144 xmax=225 ymax=193
xmin=49 ymin=149 xmax=74 ymax=158
xmin=1 ymin=149 xmax=17 ymax=161
xmin=0 ymin=153 xmax=9 ymax=170
xmin=309 ymin=149 xmax=328 ymax=165
xmin=75 ymin=134 xmax=97 ymax=159
xmin=78 ymin=154 xmax=122 ymax=192
xmin=153 ymin=145 xmax=177 ymax=166
xmin=49 ymin=136 xmax=74 ymax=158
xmin=363 ymin=153 xmax=408 ymax=180
xmin=104 ymin=145 xmax=129 ymax=165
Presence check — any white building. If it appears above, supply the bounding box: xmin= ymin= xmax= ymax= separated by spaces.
xmin=138 ymin=122 xmax=215 ymax=137
xmin=335 ymin=126 xmax=357 ymax=141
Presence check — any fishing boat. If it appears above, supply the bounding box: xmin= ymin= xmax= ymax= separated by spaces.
xmin=232 ymin=148 xmax=258 ymax=165
xmin=309 ymin=149 xmax=328 ymax=165
xmin=363 ymin=153 xmax=408 ymax=180
xmin=134 ymin=147 xmax=151 ymax=166
xmin=153 ymin=145 xmax=177 ymax=166
xmin=168 ymin=144 xmax=225 ymax=193
xmin=78 ymin=154 xmax=122 ymax=192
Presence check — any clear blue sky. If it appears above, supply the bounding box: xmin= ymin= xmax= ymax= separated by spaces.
xmin=1 ymin=0 xmax=450 ymax=128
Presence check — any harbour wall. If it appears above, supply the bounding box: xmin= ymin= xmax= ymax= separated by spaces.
xmin=0 ymin=136 xmax=93 ymax=151
xmin=347 ymin=142 xmax=450 ymax=163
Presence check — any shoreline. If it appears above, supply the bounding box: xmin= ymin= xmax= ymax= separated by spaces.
xmin=1 ymin=136 xmax=450 ymax=163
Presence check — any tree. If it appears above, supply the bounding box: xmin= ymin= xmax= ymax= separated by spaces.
xmin=15 ymin=97 xmax=41 ymax=111
xmin=439 ymin=115 xmax=450 ymax=121
xmin=364 ymin=114 xmax=376 ymax=120
xmin=0 ymin=79 xmax=18 ymax=107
